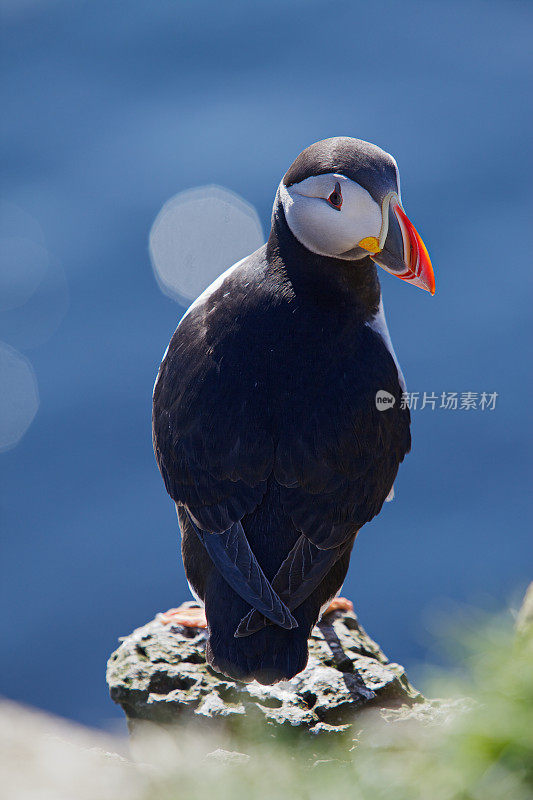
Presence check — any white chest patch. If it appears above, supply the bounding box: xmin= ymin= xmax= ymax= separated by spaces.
xmin=366 ymin=297 xmax=406 ymax=392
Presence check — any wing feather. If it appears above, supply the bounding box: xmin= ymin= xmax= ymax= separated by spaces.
xmin=235 ymin=535 xmax=354 ymax=637
xmin=188 ymin=514 xmax=297 ymax=630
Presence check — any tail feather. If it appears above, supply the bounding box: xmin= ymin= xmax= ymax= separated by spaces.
xmin=203 ymin=580 xmax=315 ymax=683
xmin=206 ymin=619 xmax=311 ymax=684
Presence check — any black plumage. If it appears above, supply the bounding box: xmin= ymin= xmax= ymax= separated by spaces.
xmin=153 ymin=139 xmax=412 ymax=684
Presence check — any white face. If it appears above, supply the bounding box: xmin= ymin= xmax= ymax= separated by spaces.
xmin=279 ymin=173 xmax=384 ymax=259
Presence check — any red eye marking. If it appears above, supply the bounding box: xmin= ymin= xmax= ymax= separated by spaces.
xmin=327 ymin=181 xmax=343 ymax=210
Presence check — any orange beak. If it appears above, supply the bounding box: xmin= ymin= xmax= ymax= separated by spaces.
xmin=392 ymin=202 xmax=435 ymax=295
xmin=362 ymin=192 xmax=435 ymax=295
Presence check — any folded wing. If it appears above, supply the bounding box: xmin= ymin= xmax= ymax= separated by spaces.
xmin=153 ymin=302 xmax=296 ymax=628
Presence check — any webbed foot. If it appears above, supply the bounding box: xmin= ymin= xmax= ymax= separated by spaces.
xmin=157 ymin=602 xmax=207 ymax=629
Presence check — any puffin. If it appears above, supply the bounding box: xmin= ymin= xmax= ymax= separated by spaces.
xmin=152 ymin=137 xmax=435 ymax=684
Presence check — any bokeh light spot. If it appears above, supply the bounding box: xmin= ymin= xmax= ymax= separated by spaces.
xmin=149 ymin=185 xmax=264 ymax=304
xmin=0 ymin=238 xmax=49 ymax=312
xmin=0 ymin=342 xmax=39 ymax=452
xmin=0 ymin=202 xmax=69 ymax=347
xmin=0 ymin=201 xmax=46 ymax=245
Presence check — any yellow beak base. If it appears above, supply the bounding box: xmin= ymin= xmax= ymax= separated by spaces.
xmin=357 ymin=236 xmax=381 ymax=254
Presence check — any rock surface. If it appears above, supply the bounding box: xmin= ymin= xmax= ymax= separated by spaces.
xmin=107 ymin=602 xmax=423 ymax=735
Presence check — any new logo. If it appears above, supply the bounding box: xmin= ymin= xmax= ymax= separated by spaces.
xmin=375 ymin=390 xmax=396 ymax=410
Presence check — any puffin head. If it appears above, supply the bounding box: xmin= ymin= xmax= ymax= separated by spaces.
xmin=278 ymin=137 xmax=435 ymax=294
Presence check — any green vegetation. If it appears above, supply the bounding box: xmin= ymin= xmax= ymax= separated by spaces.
xmin=138 ymin=601 xmax=533 ymax=800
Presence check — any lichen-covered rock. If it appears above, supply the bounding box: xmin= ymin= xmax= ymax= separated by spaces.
xmin=107 ymin=603 xmax=422 ymax=735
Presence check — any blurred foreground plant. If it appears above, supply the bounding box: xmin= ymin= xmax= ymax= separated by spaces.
xmin=136 ymin=591 xmax=533 ymax=800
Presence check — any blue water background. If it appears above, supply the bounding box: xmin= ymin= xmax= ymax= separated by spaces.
xmin=1 ymin=0 xmax=532 ymax=727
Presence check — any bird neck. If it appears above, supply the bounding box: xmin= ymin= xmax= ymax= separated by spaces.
xmin=266 ymin=198 xmax=381 ymax=322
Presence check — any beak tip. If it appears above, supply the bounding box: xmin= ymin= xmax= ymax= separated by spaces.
xmin=391 ymin=201 xmax=435 ymax=297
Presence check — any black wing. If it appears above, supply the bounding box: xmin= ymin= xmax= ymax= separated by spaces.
xmin=153 ymin=271 xmax=295 ymax=628
xmin=234 ymin=324 xmax=411 ymax=635
xmin=235 ymin=534 xmax=353 ymax=637
xmin=273 ymin=324 xmax=411 ymax=549
xmin=189 ymin=515 xmax=296 ymax=629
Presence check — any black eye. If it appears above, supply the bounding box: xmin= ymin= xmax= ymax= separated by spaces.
xmin=327 ymin=181 xmax=343 ymax=210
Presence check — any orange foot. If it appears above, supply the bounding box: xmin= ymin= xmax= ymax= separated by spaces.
xmin=157 ymin=602 xmax=207 ymax=629
xmin=325 ymin=596 xmax=354 ymax=614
